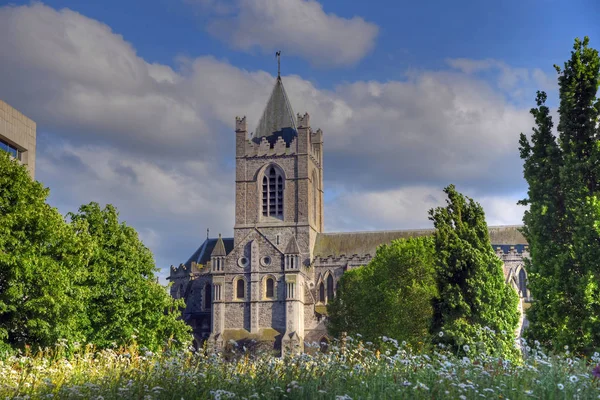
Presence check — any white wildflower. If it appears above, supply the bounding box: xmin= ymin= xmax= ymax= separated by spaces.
xmin=570 ymin=375 xmax=579 ymax=383
xmin=558 ymin=383 xmax=564 ymax=390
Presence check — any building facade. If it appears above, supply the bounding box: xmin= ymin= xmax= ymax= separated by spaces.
xmin=169 ymin=76 xmax=530 ymax=353
xmin=0 ymin=100 xmax=36 ymax=178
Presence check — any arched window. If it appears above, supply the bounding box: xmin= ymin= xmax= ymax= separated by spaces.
xmin=319 ymin=282 xmax=325 ymax=303
xmin=236 ymin=279 xmax=245 ymax=299
xmin=326 ymin=274 xmax=334 ymax=301
xmin=266 ymin=278 xmax=274 ymax=298
xmin=179 ymin=283 xmax=184 ymax=298
xmin=204 ymin=284 xmax=212 ymax=310
xmin=262 ymin=165 xmax=284 ymax=219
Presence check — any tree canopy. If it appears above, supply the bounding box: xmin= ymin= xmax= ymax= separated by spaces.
xmin=0 ymin=153 xmax=191 ymax=352
xmin=429 ymin=185 xmax=520 ymax=359
xmin=327 ymin=236 xmax=437 ymax=346
xmin=519 ymin=36 xmax=600 ymax=353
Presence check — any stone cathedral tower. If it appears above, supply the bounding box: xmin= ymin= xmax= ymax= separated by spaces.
xmin=169 ymin=70 xmax=531 ymax=355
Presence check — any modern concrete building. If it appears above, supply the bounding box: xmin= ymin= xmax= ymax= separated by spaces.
xmin=0 ymin=100 xmax=36 ymax=178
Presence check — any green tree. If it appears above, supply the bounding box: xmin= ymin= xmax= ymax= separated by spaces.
xmin=519 ymin=37 xmax=600 ymax=353
xmin=0 ymin=153 xmax=91 ymax=351
xmin=68 ymin=203 xmax=191 ymax=351
xmin=327 ymin=236 xmax=438 ymax=346
xmin=429 ymin=185 xmax=520 ymax=359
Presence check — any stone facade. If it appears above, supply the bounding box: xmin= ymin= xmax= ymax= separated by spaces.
xmin=169 ymin=76 xmax=530 ymax=354
xmin=0 ymin=100 xmax=36 ymax=177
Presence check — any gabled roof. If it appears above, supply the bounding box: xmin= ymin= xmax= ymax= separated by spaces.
xmin=252 ymin=77 xmax=297 ymax=141
xmin=183 ymin=237 xmax=234 ymax=268
xmin=284 ymin=235 xmax=301 ymax=254
xmin=313 ymin=226 xmax=527 ymax=258
xmin=211 ymin=234 xmax=227 ymax=257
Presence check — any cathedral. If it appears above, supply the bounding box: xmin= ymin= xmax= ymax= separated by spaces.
xmin=168 ymin=73 xmax=531 ymax=354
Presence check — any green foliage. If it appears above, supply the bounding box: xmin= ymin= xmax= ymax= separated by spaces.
xmin=327 ymin=236 xmax=437 ymax=346
xmin=69 ymin=203 xmax=191 ymax=351
xmin=519 ymin=37 xmax=600 ymax=354
xmin=0 ymin=153 xmax=92 ymax=348
xmin=428 ymin=185 xmax=520 ymax=360
xmin=0 ymin=153 xmax=190 ymax=351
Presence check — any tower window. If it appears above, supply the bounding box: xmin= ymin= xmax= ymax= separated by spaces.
xmin=262 ymin=165 xmax=284 ymax=219
xmin=266 ymin=278 xmax=274 ymax=298
xmin=236 ymin=279 xmax=245 ymax=299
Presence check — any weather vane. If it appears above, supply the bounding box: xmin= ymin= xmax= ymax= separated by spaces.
xmin=276 ymin=50 xmax=281 ymax=78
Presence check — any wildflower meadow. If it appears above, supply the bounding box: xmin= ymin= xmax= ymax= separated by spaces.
xmin=3 ymin=333 xmax=600 ymax=400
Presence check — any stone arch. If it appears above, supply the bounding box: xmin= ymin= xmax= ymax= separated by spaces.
xmin=262 ymin=274 xmax=277 ymax=299
xmin=233 ymin=276 xmax=247 ymax=300
xmin=515 ymin=264 xmax=528 ymax=298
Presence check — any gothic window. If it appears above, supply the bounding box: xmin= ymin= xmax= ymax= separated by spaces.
xmin=266 ymin=278 xmax=274 ymax=298
xmin=262 ymin=165 xmax=284 ymax=219
xmin=326 ymin=274 xmax=334 ymax=301
xmin=236 ymin=279 xmax=245 ymax=299
xmin=204 ymin=284 xmax=212 ymax=310
xmin=319 ymin=282 xmax=325 ymax=303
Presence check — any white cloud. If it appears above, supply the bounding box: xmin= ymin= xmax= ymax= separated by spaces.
xmin=196 ymin=0 xmax=379 ymax=67
xmin=325 ymin=186 xmax=527 ymax=233
xmin=0 ymin=3 xmax=540 ymax=279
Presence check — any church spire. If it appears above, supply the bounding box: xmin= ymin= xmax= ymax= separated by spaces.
xmin=252 ymin=52 xmax=297 ymax=140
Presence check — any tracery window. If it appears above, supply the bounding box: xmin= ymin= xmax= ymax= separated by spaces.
xmin=262 ymin=165 xmax=284 ymax=219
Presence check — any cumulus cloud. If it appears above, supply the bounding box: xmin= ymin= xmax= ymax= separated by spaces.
xmin=191 ymin=0 xmax=379 ymax=67
xmin=325 ymin=186 xmax=527 ymax=233
xmin=0 ymin=3 xmax=544 ymax=280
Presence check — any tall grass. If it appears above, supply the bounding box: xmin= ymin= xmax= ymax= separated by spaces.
xmin=1 ymin=335 xmax=599 ymax=399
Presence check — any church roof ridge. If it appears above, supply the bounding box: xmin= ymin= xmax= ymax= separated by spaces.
xmin=252 ymin=76 xmax=297 ymax=140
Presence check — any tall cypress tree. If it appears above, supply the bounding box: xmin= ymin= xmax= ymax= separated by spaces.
xmin=429 ymin=185 xmax=520 ymax=360
xmin=520 ymin=37 xmax=600 ymax=353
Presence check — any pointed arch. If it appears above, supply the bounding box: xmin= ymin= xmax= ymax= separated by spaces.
xmin=233 ymin=276 xmax=247 ymax=300
xmin=326 ymin=274 xmax=334 ymax=302
xmin=318 ymin=282 xmax=325 ymax=303
xmin=259 ymin=163 xmax=286 ymax=220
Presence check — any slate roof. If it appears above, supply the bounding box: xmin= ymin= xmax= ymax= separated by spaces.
xmin=252 ymin=77 xmax=297 ymax=142
xmin=313 ymin=225 xmax=527 ymax=258
xmin=184 ymin=237 xmax=234 ymax=268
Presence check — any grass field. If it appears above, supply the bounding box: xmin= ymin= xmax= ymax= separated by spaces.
xmin=2 ymin=336 xmax=600 ymax=399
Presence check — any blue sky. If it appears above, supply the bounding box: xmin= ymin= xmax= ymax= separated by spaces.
xmin=0 ymin=0 xmax=598 ymax=281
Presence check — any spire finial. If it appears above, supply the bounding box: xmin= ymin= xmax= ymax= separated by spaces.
xmin=276 ymin=50 xmax=281 ymax=78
